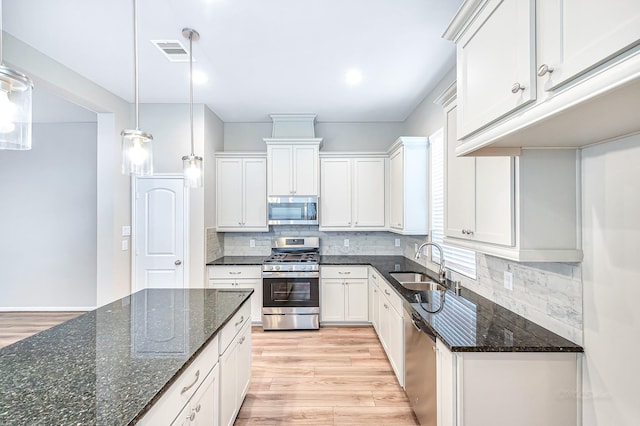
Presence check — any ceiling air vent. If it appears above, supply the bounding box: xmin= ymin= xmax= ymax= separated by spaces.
xmin=151 ymin=40 xmax=193 ymax=62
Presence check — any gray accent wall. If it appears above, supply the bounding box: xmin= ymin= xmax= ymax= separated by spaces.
xmin=0 ymin=122 xmax=98 ymax=309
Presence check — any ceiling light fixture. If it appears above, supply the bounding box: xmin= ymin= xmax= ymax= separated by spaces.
xmin=182 ymin=28 xmax=203 ymax=188
xmin=345 ymin=68 xmax=363 ymax=86
xmin=121 ymin=0 xmax=153 ymax=176
xmin=0 ymin=0 xmax=34 ymax=150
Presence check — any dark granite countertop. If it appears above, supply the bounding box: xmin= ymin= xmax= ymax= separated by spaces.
xmin=321 ymin=255 xmax=583 ymax=353
xmin=207 ymin=256 xmax=265 ymax=265
xmin=0 ymin=288 xmax=253 ymax=425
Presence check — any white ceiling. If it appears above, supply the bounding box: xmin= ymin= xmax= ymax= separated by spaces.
xmin=5 ymin=0 xmax=462 ymax=123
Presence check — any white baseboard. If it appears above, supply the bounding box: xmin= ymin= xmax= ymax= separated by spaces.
xmin=0 ymin=306 xmax=95 ymax=312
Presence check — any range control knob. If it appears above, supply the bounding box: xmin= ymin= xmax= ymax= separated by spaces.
xmin=275 ymin=265 xmax=281 ymax=271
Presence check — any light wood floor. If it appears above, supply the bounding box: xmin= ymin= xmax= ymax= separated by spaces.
xmin=0 ymin=311 xmax=84 ymax=348
xmin=237 ymin=326 xmax=419 ymax=426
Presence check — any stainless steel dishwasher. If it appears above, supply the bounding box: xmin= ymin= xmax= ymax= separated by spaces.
xmin=403 ymin=301 xmax=437 ymax=426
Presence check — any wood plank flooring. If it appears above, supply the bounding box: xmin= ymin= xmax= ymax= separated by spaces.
xmin=0 ymin=311 xmax=83 ymax=348
xmin=238 ymin=326 xmax=419 ymax=426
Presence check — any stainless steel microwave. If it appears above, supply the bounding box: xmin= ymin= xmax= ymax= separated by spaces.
xmin=268 ymin=196 xmax=318 ymax=225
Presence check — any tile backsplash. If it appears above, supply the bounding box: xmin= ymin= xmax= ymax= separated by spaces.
xmin=208 ymin=228 xmax=583 ymax=345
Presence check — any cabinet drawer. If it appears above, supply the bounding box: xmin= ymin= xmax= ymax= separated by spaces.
xmin=219 ymin=302 xmax=251 ymax=355
xmin=138 ymin=335 xmax=219 ymax=425
xmin=208 ymin=265 xmax=261 ymax=280
xmin=379 ymin=280 xmax=402 ymax=315
xmin=321 ymin=266 xmax=368 ymax=279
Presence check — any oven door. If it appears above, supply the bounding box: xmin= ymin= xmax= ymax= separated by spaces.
xmin=262 ymin=273 xmax=319 ymax=311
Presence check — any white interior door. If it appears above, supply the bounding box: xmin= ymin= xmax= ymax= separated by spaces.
xmin=133 ymin=176 xmax=187 ymax=292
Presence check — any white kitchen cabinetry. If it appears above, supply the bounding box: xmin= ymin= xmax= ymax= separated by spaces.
xmin=265 ymin=139 xmax=321 ymax=196
xmin=369 ymin=269 xmax=382 ymax=331
xmin=444 ymin=0 xmax=640 ymax=155
xmin=208 ymin=266 xmax=262 ymax=323
xmin=442 ymin=95 xmax=582 ymax=262
xmin=320 ymin=266 xmax=369 ymax=323
xmin=435 ymin=339 xmax=580 ymax=426
xmin=388 ymin=137 xmax=429 ymax=235
xmin=319 ymin=155 xmax=385 ymax=230
xmin=219 ymin=309 xmax=252 ymax=426
xmin=370 ymin=269 xmax=404 ymax=387
xmin=137 ymin=335 xmax=220 ymax=426
xmin=216 ymin=154 xmax=267 ymax=232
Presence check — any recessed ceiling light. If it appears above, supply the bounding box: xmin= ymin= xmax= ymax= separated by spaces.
xmin=192 ymin=70 xmax=208 ymax=85
xmin=345 ymin=68 xmax=363 ymax=85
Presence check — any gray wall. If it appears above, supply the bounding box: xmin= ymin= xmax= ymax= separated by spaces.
xmin=0 ymin=122 xmax=97 ymax=309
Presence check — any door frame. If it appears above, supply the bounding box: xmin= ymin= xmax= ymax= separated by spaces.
xmin=131 ymin=174 xmax=190 ymax=293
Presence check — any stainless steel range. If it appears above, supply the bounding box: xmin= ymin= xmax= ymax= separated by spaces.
xmin=262 ymin=237 xmax=320 ymax=330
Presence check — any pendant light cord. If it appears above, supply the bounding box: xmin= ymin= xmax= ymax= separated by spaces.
xmin=1 ymin=1 xmax=4 ymax=64
xmin=133 ymin=0 xmax=140 ymax=130
xmin=189 ymin=32 xmax=194 ymax=156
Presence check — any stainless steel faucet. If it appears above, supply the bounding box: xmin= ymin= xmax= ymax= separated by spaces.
xmin=415 ymin=241 xmax=446 ymax=284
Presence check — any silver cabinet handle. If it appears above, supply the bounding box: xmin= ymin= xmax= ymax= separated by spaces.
xmin=239 ymin=336 xmax=246 ymax=344
xmin=384 ymin=303 xmax=389 ymax=310
xmin=234 ymin=315 xmax=244 ymax=327
xmin=175 ymin=260 xmax=182 ymax=265
xmin=511 ymin=82 xmax=525 ymax=93
xmin=196 ymin=404 xmax=201 ymax=413
xmin=462 ymin=229 xmax=475 ymax=235
xmin=338 ymin=271 xmax=351 ymax=275
xmin=384 ymin=289 xmax=390 ymax=296
xmin=180 ymin=369 xmax=200 ymax=395
xmin=229 ymin=271 xmax=242 ymax=275
xmin=537 ymin=64 xmax=554 ymax=76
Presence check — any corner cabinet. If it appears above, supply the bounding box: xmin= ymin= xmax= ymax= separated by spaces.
xmin=319 ymin=155 xmax=386 ymax=231
xmin=442 ymin=94 xmax=582 ymax=262
xmin=265 ymin=139 xmax=322 ymax=196
xmin=444 ymin=0 xmax=640 ymax=154
xmin=320 ymin=266 xmax=369 ymax=323
xmin=388 ymin=137 xmax=429 ymax=235
xmin=216 ymin=154 xmax=267 ymax=232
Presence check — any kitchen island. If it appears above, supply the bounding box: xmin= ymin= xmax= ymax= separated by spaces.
xmin=0 ymin=288 xmax=252 ymax=425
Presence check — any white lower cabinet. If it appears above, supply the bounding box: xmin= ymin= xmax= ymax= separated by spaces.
xmin=436 ymin=339 xmax=580 ymax=426
xmin=219 ymin=317 xmax=252 ymax=426
xmin=208 ymin=266 xmax=263 ymax=324
xmin=320 ymin=266 xmax=369 ymax=323
xmin=172 ymin=364 xmax=220 ymax=426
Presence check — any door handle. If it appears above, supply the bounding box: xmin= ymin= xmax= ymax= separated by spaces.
xmin=175 ymin=260 xmax=182 ymax=266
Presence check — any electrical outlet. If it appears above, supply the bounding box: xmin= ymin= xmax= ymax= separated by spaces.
xmin=121 ymin=240 xmax=129 ymax=251
xmin=344 ymin=239 xmax=349 ymax=248
xmin=250 ymin=239 xmax=256 ymax=248
xmin=504 ymin=271 xmax=513 ymax=291
xmin=395 ymin=238 xmax=401 ymax=247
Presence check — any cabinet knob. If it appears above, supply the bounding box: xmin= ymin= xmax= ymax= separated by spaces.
xmin=175 ymin=260 xmax=182 ymax=265
xmin=537 ymin=64 xmax=554 ymax=77
xmin=511 ymin=82 xmax=525 ymax=93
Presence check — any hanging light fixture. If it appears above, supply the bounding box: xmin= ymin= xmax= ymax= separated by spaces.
xmin=182 ymin=28 xmax=203 ymax=188
xmin=0 ymin=0 xmax=34 ymax=150
xmin=121 ymin=0 xmax=153 ymax=175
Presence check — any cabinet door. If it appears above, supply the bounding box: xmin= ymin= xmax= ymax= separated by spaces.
xmin=353 ymin=158 xmax=385 ymax=227
xmin=236 ymin=321 xmax=252 ymax=404
xmin=389 ymin=147 xmax=404 ymax=230
xmin=538 ymin=0 xmax=640 ymax=91
xmin=444 ymin=103 xmax=475 ymax=240
xmin=475 ymin=157 xmax=514 ymax=246
xmin=190 ymin=364 xmax=219 ymax=426
xmin=216 ymin=158 xmax=244 ymax=228
xmin=293 ymin=145 xmax=319 ymax=196
xmin=457 ymin=0 xmax=536 ymax=138
xmin=267 ymin=145 xmax=293 ymax=195
xmin=378 ymin=295 xmax=390 ymax=351
xmin=386 ymin=304 xmax=405 ymax=387
xmin=436 ymin=340 xmax=455 ymax=426
xmin=321 ymin=279 xmax=346 ymax=321
xmin=345 ymin=279 xmax=369 ymax=322
xmin=219 ymin=341 xmax=238 ymax=426
xmin=320 ymin=158 xmax=352 ymax=227
xmin=371 ymin=283 xmax=380 ymax=332
xmin=243 ymin=159 xmax=267 ymax=228
xmin=171 ymin=401 xmax=193 ymax=426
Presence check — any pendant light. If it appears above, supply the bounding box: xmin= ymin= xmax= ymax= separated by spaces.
xmin=0 ymin=0 xmax=34 ymax=150
xmin=182 ymin=28 xmax=203 ymax=188
xmin=121 ymin=0 xmax=153 ymax=176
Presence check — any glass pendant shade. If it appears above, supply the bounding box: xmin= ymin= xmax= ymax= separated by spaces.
xmin=182 ymin=154 xmax=203 ymax=188
xmin=121 ymin=129 xmax=153 ymax=176
xmin=0 ymin=66 xmax=33 ymax=150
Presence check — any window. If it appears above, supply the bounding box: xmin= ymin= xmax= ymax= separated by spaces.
xmin=429 ymin=128 xmax=477 ymax=279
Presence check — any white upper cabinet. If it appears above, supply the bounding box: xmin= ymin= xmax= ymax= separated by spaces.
xmin=216 ymin=154 xmax=267 ymax=232
xmin=456 ymin=0 xmax=536 ymax=139
xmin=444 ymin=0 xmax=640 ymax=155
xmin=387 ymin=137 xmax=429 ymax=235
xmin=266 ymin=140 xmax=321 ymax=196
xmin=320 ymin=155 xmax=385 ymax=231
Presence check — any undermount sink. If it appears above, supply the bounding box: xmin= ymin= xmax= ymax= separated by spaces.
xmin=389 ymin=272 xmax=448 ymax=292
xmin=400 ymin=282 xmax=448 ymax=292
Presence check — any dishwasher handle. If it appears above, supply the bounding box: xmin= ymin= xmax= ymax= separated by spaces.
xmin=410 ymin=312 xmax=436 ymax=341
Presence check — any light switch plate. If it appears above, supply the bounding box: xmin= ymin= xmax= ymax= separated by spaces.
xmin=344 ymin=239 xmax=349 ymax=247
xmin=504 ymin=271 xmax=513 ymax=291
xmin=122 ymin=226 xmax=131 ymax=236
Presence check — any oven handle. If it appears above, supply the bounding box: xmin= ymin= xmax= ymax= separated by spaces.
xmin=262 ymin=271 xmax=320 ymax=279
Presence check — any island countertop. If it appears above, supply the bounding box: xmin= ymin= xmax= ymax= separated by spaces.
xmin=0 ymin=288 xmax=253 ymax=426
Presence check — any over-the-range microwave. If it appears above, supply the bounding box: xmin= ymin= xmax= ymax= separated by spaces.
xmin=268 ymin=196 xmax=318 ymax=225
